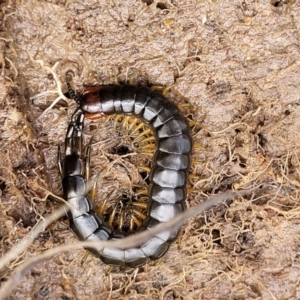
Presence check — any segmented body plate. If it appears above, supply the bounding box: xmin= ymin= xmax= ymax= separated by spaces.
xmin=62 ymin=85 xmax=192 ymax=267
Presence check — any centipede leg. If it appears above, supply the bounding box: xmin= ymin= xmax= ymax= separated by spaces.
xmin=150 ymin=85 xmax=171 ymax=96
xmin=117 ymin=211 xmax=124 ymax=231
xmin=138 ymin=166 xmax=151 ymax=174
xmin=86 ymin=161 xmax=99 ymax=201
xmin=108 ymin=200 xmax=122 ymax=227
xmin=127 ymin=117 xmax=140 ymax=132
xmin=131 ymin=202 xmax=148 ymax=209
xmin=135 ymin=189 xmax=148 ymax=196
xmin=131 ymin=208 xmax=147 ymax=221
xmin=129 ymin=212 xmax=144 ymax=231
xmin=57 ymin=146 xmax=63 ymax=177
xmin=98 ymin=196 xmax=109 ymax=215
xmin=85 ymin=146 xmax=91 ymax=181
xmin=127 ymin=205 xmax=148 ymax=231
xmin=133 ymin=129 xmax=153 ymax=143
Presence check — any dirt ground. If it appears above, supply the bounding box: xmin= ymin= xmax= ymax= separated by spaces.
xmin=1 ymin=0 xmax=300 ymax=299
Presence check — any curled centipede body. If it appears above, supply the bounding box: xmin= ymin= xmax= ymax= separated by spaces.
xmin=60 ymin=79 xmax=192 ymax=267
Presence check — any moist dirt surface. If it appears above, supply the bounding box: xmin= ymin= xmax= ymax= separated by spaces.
xmin=1 ymin=0 xmax=300 ymax=299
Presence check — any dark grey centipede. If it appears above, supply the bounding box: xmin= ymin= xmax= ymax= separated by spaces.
xmin=59 ymin=80 xmax=192 ymax=267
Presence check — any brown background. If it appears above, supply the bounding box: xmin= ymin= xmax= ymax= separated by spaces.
xmin=1 ymin=0 xmax=300 ymax=299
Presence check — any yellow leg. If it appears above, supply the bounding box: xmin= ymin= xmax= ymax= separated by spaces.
xmin=129 ymin=206 xmax=148 ymax=231
xmin=105 ymin=265 xmax=115 ymax=275
xmin=130 ymin=214 xmax=143 ymax=228
xmin=189 ymin=174 xmax=201 ymax=180
xmin=121 ymin=115 xmax=131 ymax=133
xmin=118 ymin=211 xmax=124 ymax=231
xmin=131 ymin=202 xmax=148 ymax=209
xmin=178 ymin=103 xmax=192 ymax=110
xmin=128 ymin=75 xmax=136 ymax=86
xmin=113 ymin=115 xmax=124 ymax=133
xmin=85 ymin=146 xmax=91 ymax=181
xmin=135 ymin=189 xmax=148 ymax=196
xmin=189 ymin=120 xmax=198 ymax=127
xmin=108 ymin=201 xmax=120 ymax=226
xmin=176 ymin=232 xmax=183 ymax=250
xmin=87 ymin=178 xmax=98 ymax=201
xmin=98 ymin=197 xmax=109 ymax=215
xmin=187 ymin=187 xmax=204 ymax=194
xmin=138 ymin=150 xmax=155 ymax=156
xmin=129 ymin=217 xmax=135 ymax=232
xmin=138 ymin=166 xmax=151 ymax=173
xmin=81 ymin=252 xmax=90 ymax=265
xmin=133 ymin=130 xmax=153 ymax=143
xmin=131 ymin=208 xmax=147 ymax=220
xmin=193 ymin=143 xmax=206 ymax=150
xmin=127 ymin=117 xmax=140 ymax=132
xmin=138 ymin=136 xmax=156 ymax=144
xmin=191 ymin=159 xmax=206 ymax=165
xmin=152 ymin=258 xmax=162 ymax=266
xmin=150 ymin=85 xmax=172 ymax=96
xmin=130 ymin=122 xmax=148 ymax=136
xmin=139 ymin=143 xmax=156 ymax=151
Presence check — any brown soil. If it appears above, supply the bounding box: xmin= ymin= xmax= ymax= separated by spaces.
xmin=1 ymin=0 xmax=300 ymax=299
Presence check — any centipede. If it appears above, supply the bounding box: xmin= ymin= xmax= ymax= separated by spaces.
xmin=58 ymin=73 xmax=192 ymax=267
